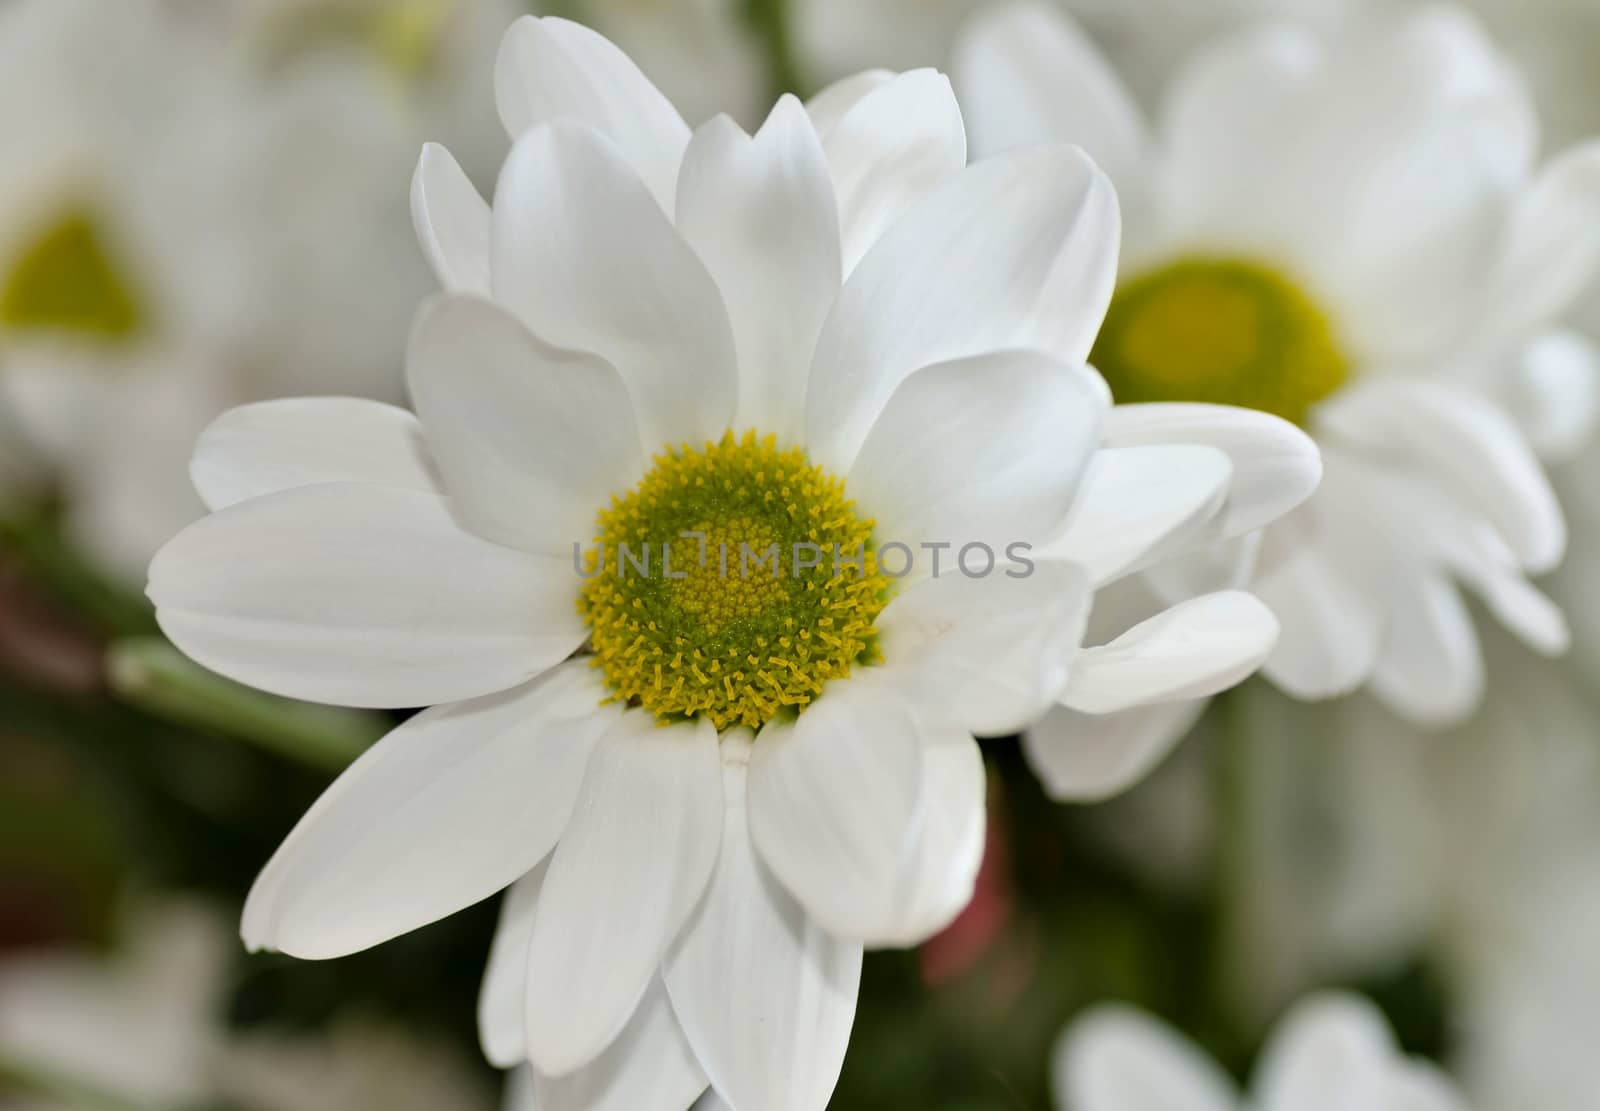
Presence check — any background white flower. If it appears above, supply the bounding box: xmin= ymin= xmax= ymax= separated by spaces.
xmin=0 ymin=0 xmax=514 ymax=580
xmin=1055 ymin=993 xmax=1469 ymax=1111
xmin=956 ymin=2 xmax=1600 ymax=750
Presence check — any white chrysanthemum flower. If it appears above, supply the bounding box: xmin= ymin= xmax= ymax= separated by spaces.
xmin=1055 ymin=994 xmax=1468 ymax=1111
xmin=147 ymin=16 xmax=1319 ymax=1108
xmin=956 ymin=2 xmax=1600 ymax=773
xmin=0 ymin=0 xmax=513 ymax=579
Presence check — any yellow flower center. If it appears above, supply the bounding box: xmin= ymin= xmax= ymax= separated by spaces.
xmin=0 ymin=208 xmax=145 ymax=342
xmin=1091 ymin=257 xmax=1349 ymax=425
xmin=262 ymin=0 xmax=451 ymax=79
xmin=580 ymin=432 xmax=890 ymax=731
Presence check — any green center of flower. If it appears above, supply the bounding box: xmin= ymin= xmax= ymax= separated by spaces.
xmin=580 ymin=431 xmax=890 ymax=731
xmin=0 ymin=208 xmax=144 ymax=342
xmin=1090 ymin=257 xmax=1349 ymax=425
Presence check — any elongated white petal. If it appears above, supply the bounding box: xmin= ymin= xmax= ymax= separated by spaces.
xmin=494 ymin=16 xmax=689 ymax=211
xmin=865 ymin=723 xmax=986 ymax=947
xmin=849 ymin=351 xmax=1103 ymax=560
xmin=1062 ymin=592 xmax=1278 ymax=715
xmin=491 ymin=123 xmax=737 ymax=450
xmin=747 ymin=680 xmax=924 ymax=939
xmin=1158 ymin=24 xmax=1322 ymax=244
xmin=665 ymin=737 xmax=862 ymax=1111
xmin=1481 ymin=140 xmax=1600 ymax=343
xmin=875 ymin=563 xmax=1093 ymax=736
xmin=1368 ymin=576 xmax=1484 ymax=727
xmin=1036 ymin=446 xmax=1232 ymax=586
xmin=190 ymin=399 xmax=440 ymax=512
xmin=242 ymin=664 xmax=614 ymax=959
xmin=1253 ymin=994 xmax=1395 ymax=1111
xmin=806 ymin=145 xmax=1119 ymax=472
xmin=805 ymin=70 xmax=893 ymax=140
xmin=819 ymin=68 xmax=967 ymax=272
xmin=1254 ymin=538 xmax=1384 ymax=700
xmin=1384 ymin=1064 xmax=1471 ymax=1111
xmin=149 ymin=484 xmax=584 ymax=709
xmin=1506 ymin=329 xmax=1600 ymax=462
xmin=408 ymin=295 xmax=644 ymax=556
xmin=411 ymin=143 xmax=491 ymax=295
xmin=524 ymin=713 xmax=722 ymax=1076
xmin=1316 ymin=378 xmax=1564 ymax=573
xmin=676 ymin=98 xmax=840 ymax=440
xmin=532 ymin=980 xmax=708 ymax=1111
xmin=1054 ymin=1005 xmax=1236 ymax=1111
xmin=1022 ymin=699 xmax=1205 ymax=803
xmin=953 ymin=1 xmax=1147 ymax=188
xmin=1102 ymin=403 xmax=1322 ymax=538
xmin=480 ymin=862 xmax=549 ymax=1068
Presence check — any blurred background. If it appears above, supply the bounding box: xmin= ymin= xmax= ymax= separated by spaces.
xmin=3 ymin=0 xmax=1600 ymax=1108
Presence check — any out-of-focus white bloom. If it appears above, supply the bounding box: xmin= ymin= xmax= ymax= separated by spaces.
xmin=1054 ymin=993 xmax=1469 ymax=1111
xmin=955 ymin=3 xmax=1600 ymax=802
xmin=0 ymin=0 xmax=515 ymax=580
xmin=146 ymin=16 xmax=1317 ymax=1108
xmin=792 ymin=0 xmax=1369 ymax=108
xmin=0 ymin=901 xmax=227 ymax=1106
xmin=0 ymin=899 xmax=493 ymax=1111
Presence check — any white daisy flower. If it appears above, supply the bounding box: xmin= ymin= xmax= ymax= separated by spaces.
xmin=956 ymin=2 xmax=1600 ymax=770
xmin=0 ymin=0 xmax=514 ymax=579
xmin=1055 ymin=993 xmax=1468 ymax=1111
xmin=148 ymin=16 xmax=1318 ymax=1108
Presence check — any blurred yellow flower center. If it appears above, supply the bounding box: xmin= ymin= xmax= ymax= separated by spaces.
xmin=0 ymin=208 xmax=144 ymax=342
xmin=263 ymin=0 xmax=451 ymax=79
xmin=580 ymin=431 xmax=889 ymax=731
xmin=1091 ymin=257 xmax=1349 ymax=425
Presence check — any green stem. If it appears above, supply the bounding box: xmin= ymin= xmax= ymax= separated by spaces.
xmin=0 ymin=1054 xmax=154 ymax=1111
xmin=0 ymin=508 xmax=157 ymax=638
xmin=106 ymin=637 xmax=385 ymax=773
xmin=743 ymin=0 xmax=811 ymax=101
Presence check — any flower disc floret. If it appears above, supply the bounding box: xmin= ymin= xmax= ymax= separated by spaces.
xmin=580 ymin=431 xmax=890 ymax=730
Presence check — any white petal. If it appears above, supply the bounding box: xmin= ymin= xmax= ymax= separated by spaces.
xmin=676 ymin=98 xmax=840 ymax=440
xmin=148 ymin=484 xmax=585 ymax=709
xmin=866 ymin=724 xmax=986 ymax=947
xmin=241 ymin=664 xmax=615 ymax=960
xmin=1142 ymin=531 xmax=1263 ymax=604
xmin=524 ymin=713 xmax=722 ymax=1075
xmin=411 ymin=143 xmax=491 ymax=295
xmin=819 ymin=69 xmax=967 ymax=273
xmin=1504 ymin=329 xmax=1600 ymax=462
xmin=805 ymin=144 xmax=1119 ymax=472
xmin=848 ymin=351 xmax=1105 ymax=556
xmin=1368 ymin=576 xmax=1484 ymax=728
xmin=665 ymin=736 xmax=862 ymax=1111
xmin=1061 ymin=592 xmax=1278 ymax=714
xmin=1022 ymin=699 xmax=1205 ymax=804
xmin=1157 ymin=23 xmax=1322 ymax=244
xmin=1384 ymin=1063 xmax=1470 ymax=1111
xmin=1102 ymin=403 xmax=1322 ymax=538
xmin=1254 ymin=536 xmax=1384 ymax=700
xmin=805 ymin=70 xmax=893 ymax=140
xmin=494 ymin=16 xmax=689 ymax=212
xmin=953 ymin=1 xmax=1147 ymax=188
xmin=747 ymin=680 xmax=924 ymax=939
xmin=480 ymin=862 xmax=549 ymax=1068
xmin=1054 ymin=1005 xmax=1236 ymax=1111
xmin=408 ymin=295 xmax=644 ymax=556
xmin=491 ymin=123 xmax=737 ymax=451
xmin=532 ymin=979 xmax=708 ymax=1111
xmin=190 ymin=399 xmax=440 ymax=513
xmin=1253 ymin=994 xmax=1395 ymax=1111
xmin=875 ymin=563 xmax=1093 ymax=737
xmin=1481 ymin=140 xmax=1600 ymax=343
xmin=1036 ymin=445 xmax=1232 ymax=586
xmin=1316 ymin=378 xmax=1564 ymax=573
